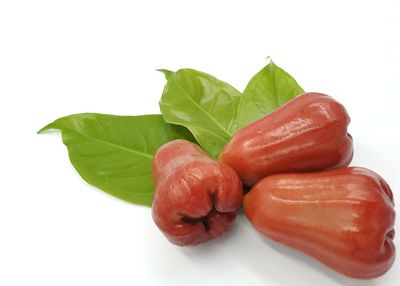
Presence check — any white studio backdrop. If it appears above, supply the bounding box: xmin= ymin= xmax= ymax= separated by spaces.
xmin=0 ymin=1 xmax=399 ymax=285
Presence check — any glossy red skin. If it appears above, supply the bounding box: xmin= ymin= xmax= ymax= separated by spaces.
xmin=152 ymin=139 xmax=243 ymax=246
xmin=220 ymin=92 xmax=354 ymax=186
xmin=244 ymin=167 xmax=395 ymax=279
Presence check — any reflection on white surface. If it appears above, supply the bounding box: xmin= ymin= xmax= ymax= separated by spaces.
xmin=146 ymin=210 xmax=396 ymax=286
xmin=1 ymin=0 xmax=400 ymax=285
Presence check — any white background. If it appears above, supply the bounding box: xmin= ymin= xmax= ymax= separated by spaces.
xmin=1 ymin=1 xmax=399 ymax=285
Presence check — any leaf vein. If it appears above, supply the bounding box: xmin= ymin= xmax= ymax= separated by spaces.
xmin=172 ymin=77 xmax=233 ymax=138
xmin=63 ymin=127 xmax=154 ymax=159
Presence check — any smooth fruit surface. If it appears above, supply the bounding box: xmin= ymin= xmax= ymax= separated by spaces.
xmin=244 ymin=167 xmax=395 ymax=279
xmin=220 ymin=92 xmax=353 ymax=186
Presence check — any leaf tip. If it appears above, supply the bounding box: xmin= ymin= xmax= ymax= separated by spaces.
xmin=156 ymin=69 xmax=174 ymax=80
xmin=37 ymin=122 xmax=59 ymax=134
xmin=265 ymin=56 xmax=275 ymax=66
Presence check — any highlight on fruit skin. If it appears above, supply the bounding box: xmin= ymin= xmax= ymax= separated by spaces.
xmin=152 ymin=139 xmax=243 ymax=246
xmin=220 ymin=92 xmax=354 ymax=186
xmin=243 ymin=167 xmax=395 ymax=279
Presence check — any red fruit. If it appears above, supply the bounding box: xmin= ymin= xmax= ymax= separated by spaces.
xmin=152 ymin=139 xmax=243 ymax=246
xmin=244 ymin=167 xmax=395 ymax=279
xmin=220 ymin=92 xmax=353 ymax=186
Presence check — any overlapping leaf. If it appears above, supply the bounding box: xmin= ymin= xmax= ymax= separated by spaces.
xmin=40 ymin=60 xmax=304 ymax=206
xmin=38 ymin=113 xmax=195 ymax=206
xmin=159 ymin=69 xmax=241 ymax=157
xmin=237 ymin=60 xmax=304 ymax=128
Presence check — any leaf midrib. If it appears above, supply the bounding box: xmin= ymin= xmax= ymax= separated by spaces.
xmin=270 ymin=63 xmax=280 ymax=108
xmin=171 ymin=75 xmax=234 ymax=138
xmin=63 ymin=127 xmax=154 ymax=160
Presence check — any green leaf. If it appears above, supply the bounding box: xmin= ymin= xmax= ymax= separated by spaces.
xmin=157 ymin=69 xmax=174 ymax=80
xmin=38 ymin=113 xmax=196 ymax=207
xmin=237 ymin=59 xmax=304 ymax=128
xmin=159 ymin=69 xmax=241 ymax=157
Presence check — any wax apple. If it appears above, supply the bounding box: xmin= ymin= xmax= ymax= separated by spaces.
xmin=244 ymin=167 xmax=395 ymax=279
xmin=220 ymin=92 xmax=353 ymax=186
xmin=152 ymin=139 xmax=243 ymax=246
